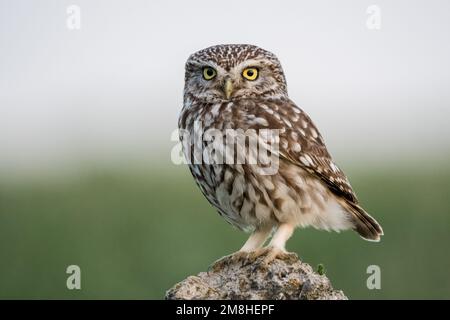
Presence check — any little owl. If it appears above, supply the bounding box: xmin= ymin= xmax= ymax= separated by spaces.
xmin=179 ymin=44 xmax=383 ymax=263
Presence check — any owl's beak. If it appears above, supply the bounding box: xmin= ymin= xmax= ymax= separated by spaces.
xmin=224 ymin=78 xmax=233 ymax=100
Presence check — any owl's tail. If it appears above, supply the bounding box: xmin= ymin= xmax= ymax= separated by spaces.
xmin=344 ymin=201 xmax=383 ymax=242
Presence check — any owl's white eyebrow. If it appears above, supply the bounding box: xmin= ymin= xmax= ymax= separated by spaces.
xmin=192 ymin=60 xmax=227 ymax=74
xmin=235 ymin=59 xmax=263 ymax=69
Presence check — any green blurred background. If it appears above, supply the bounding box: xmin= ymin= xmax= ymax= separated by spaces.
xmin=1 ymin=161 xmax=450 ymax=299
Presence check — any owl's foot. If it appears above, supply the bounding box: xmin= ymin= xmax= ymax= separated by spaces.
xmin=209 ymin=251 xmax=253 ymax=271
xmin=250 ymin=246 xmax=288 ymax=262
xmin=250 ymin=246 xmax=297 ymax=270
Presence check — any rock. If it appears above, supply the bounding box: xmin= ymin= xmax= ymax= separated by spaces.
xmin=165 ymin=252 xmax=347 ymax=300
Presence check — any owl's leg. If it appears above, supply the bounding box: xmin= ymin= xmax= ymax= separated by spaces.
xmin=209 ymin=227 xmax=272 ymax=270
xmin=251 ymin=223 xmax=296 ymax=265
xmin=239 ymin=226 xmax=273 ymax=252
xmin=268 ymin=223 xmax=294 ymax=251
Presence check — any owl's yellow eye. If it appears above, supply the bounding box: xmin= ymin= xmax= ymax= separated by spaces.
xmin=242 ymin=67 xmax=258 ymax=81
xmin=203 ymin=67 xmax=216 ymax=80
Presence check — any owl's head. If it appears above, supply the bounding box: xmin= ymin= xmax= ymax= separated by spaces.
xmin=184 ymin=44 xmax=288 ymax=103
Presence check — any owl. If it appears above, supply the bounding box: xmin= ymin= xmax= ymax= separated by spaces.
xmin=179 ymin=44 xmax=383 ymax=263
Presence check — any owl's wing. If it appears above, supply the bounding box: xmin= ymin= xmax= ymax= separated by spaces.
xmin=251 ymin=98 xmax=358 ymax=203
xmin=247 ymin=98 xmax=383 ymax=240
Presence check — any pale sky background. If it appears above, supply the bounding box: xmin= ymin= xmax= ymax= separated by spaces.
xmin=1 ymin=0 xmax=449 ymax=174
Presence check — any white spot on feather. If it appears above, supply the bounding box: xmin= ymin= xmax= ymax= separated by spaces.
xmin=282 ymin=118 xmax=292 ymax=128
xmin=300 ymin=156 xmax=310 ymax=166
xmin=330 ymin=162 xmax=339 ymax=173
xmin=211 ymin=104 xmax=221 ymax=116
xmin=253 ymin=117 xmax=269 ymax=126
xmin=304 ymin=154 xmax=314 ymax=166
xmin=262 ymin=178 xmax=275 ymax=190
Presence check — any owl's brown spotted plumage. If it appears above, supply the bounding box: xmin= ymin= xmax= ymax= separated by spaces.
xmin=179 ymin=44 xmax=383 ymax=262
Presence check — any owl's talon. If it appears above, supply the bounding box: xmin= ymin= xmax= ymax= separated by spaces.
xmin=231 ymin=251 xmax=252 ymax=263
xmin=209 ymin=251 xmax=252 ymax=271
xmin=249 ymin=246 xmax=289 ymax=269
